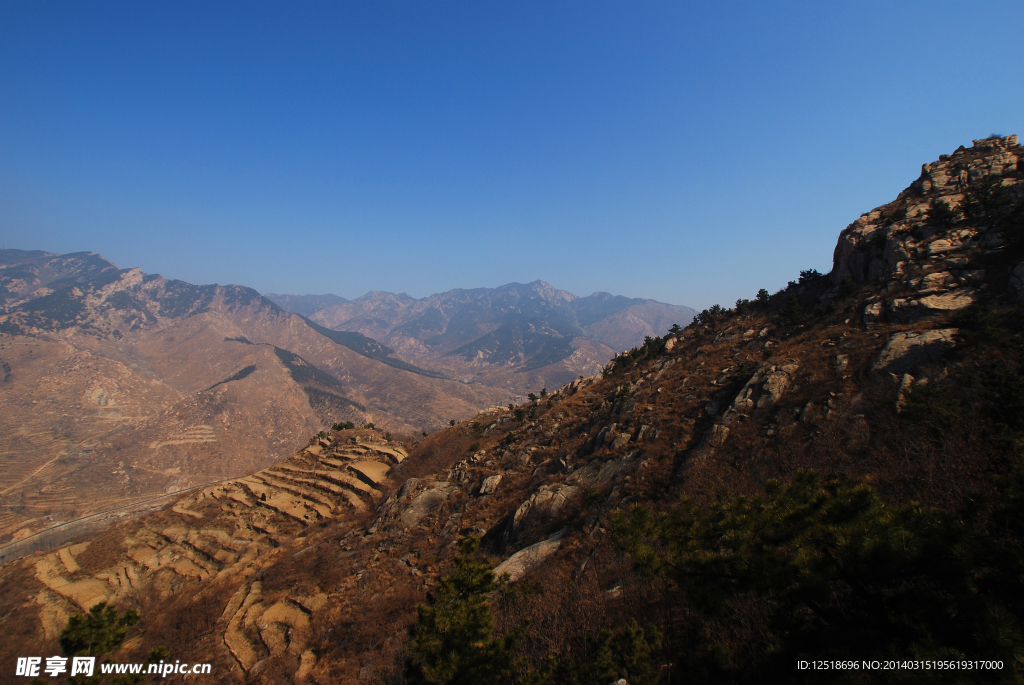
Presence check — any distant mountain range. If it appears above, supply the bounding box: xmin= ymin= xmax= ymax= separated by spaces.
xmin=0 ymin=249 xmax=505 ymax=544
xmin=266 ymin=282 xmax=696 ymax=392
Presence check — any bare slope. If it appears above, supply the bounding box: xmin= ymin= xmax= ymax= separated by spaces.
xmin=0 ymin=255 xmax=505 ymax=545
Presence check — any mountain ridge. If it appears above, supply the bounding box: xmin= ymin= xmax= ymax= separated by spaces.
xmin=266 ymin=280 xmax=696 ymax=393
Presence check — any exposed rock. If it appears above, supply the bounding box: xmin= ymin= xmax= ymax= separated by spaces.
xmin=502 ymin=482 xmax=581 ymax=543
xmin=610 ymin=432 xmax=632 ymax=450
xmin=872 ymin=329 xmax=958 ymax=375
xmin=918 ymin=289 xmax=977 ymax=311
xmin=896 ymin=374 xmax=915 ymax=413
xmin=863 ymin=300 xmax=884 ymax=326
xmin=725 ymin=363 xmax=799 ymax=419
xmin=479 ymin=474 xmax=502 ymax=496
xmin=683 ymin=424 xmax=730 ymax=466
xmin=1011 ymin=262 xmax=1024 ymax=297
xmin=594 ymin=425 xmax=614 ymax=450
xmin=401 ymin=483 xmax=455 ymax=528
xmin=493 ymin=528 xmax=567 ymax=582
xmin=831 ymin=135 xmax=1020 ymax=290
xmin=568 ymin=452 xmax=637 ymax=488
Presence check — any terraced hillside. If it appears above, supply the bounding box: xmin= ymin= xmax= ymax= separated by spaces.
xmin=4 ymin=430 xmax=403 ymax=680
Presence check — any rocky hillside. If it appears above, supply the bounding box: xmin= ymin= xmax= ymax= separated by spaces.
xmin=2 ymin=136 xmax=1023 ymax=684
xmin=266 ymin=282 xmax=696 ymax=394
xmin=0 ymin=253 xmax=506 ymax=547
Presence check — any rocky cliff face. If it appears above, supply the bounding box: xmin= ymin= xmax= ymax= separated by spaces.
xmin=1 ymin=138 xmax=1022 ymax=684
xmin=830 ymin=135 xmax=1023 ymax=323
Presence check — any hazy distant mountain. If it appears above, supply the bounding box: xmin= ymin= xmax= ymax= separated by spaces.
xmin=262 ymin=292 xmax=350 ymax=317
xmin=0 ymin=249 xmax=504 ymax=545
xmin=266 ymin=281 xmax=696 ymax=392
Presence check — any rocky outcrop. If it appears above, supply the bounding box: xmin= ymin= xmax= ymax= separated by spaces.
xmin=400 ymin=482 xmax=456 ymax=528
xmin=1012 ymin=263 xmax=1024 ymax=297
xmin=872 ymin=329 xmax=958 ymax=375
xmin=493 ymin=528 xmax=566 ymax=583
xmin=828 ymin=135 xmax=1021 ymax=323
xmin=724 ymin=363 xmax=800 ymax=420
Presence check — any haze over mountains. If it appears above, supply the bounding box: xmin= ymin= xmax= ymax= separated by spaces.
xmin=0 ymin=250 xmax=692 ymax=547
xmin=0 ymin=249 xmax=507 ymax=545
xmin=266 ymin=283 xmax=695 ymax=393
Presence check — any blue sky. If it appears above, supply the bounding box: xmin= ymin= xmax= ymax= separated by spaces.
xmin=2 ymin=1 xmax=1022 ymax=309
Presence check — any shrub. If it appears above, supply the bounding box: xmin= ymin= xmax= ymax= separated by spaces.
xmin=755 ymin=288 xmax=770 ymax=304
xmin=552 ymin=620 xmax=662 ymax=685
xmin=925 ymin=198 xmax=960 ymax=231
xmin=838 ymin=275 xmax=857 ymax=298
xmin=60 ymin=603 xmax=140 ymax=657
xmin=611 ymin=470 xmax=1024 ymax=681
xmin=798 ymin=268 xmax=822 ymax=284
xmin=781 ymin=294 xmax=803 ymax=324
xmin=404 ymin=538 xmax=543 ymax=685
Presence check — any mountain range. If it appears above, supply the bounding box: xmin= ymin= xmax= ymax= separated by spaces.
xmin=0 ymin=250 xmax=507 ymax=545
xmin=266 ymin=283 xmax=695 ymax=393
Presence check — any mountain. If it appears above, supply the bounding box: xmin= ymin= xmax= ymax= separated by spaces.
xmin=0 ymin=251 xmax=506 ymax=547
xmin=3 ymin=135 xmax=1024 ymax=683
xmin=266 ymin=281 xmax=696 ymax=394
xmin=261 ymin=293 xmax=350 ymax=318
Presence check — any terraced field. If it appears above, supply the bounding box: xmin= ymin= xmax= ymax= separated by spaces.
xmin=18 ymin=431 xmax=404 ymax=677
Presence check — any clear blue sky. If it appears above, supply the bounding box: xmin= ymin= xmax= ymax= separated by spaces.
xmin=2 ymin=1 xmax=1022 ymax=309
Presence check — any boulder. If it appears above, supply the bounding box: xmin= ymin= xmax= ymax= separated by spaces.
xmin=863 ymin=301 xmax=884 ymax=326
xmin=401 ymin=483 xmax=455 ymax=528
xmin=726 ymin=363 xmax=799 ymax=418
xmin=493 ymin=529 xmax=566 ymax=582
xmin=610 ymin=433 xmax=632 ymax=450
xmin=872 ymin=329 xmax=957 ymax=375
xmin=479 ymin=474 xmax=502 ymax=496
xmin=918 ymin=289 xmax=976 ymax=311
xmin=1011 ymin=262 xmax=1024 ymax=297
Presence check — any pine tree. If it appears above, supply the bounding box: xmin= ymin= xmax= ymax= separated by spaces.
xmin=60 ymin=603 xmax=139 ymax=657
xmin=611 ymin=470 xmax=1024 ymax=682
xmin=405 ymin=538 xmax=542 ymax=685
